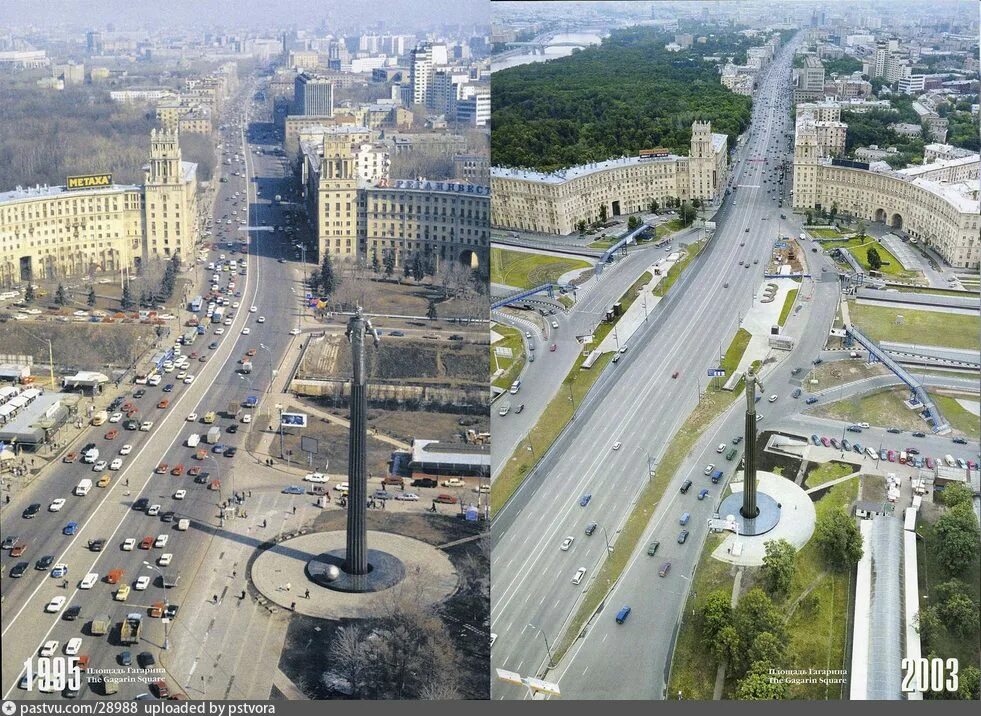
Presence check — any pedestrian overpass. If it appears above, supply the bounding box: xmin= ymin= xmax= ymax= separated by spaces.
xmin=491 ymin=284 xmax=561 ymax=311
xmin=844 ymin=325 xmax=951 ymax=434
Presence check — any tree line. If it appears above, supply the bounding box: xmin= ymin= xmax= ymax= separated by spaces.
xmin=491 ymin=27 xmax=753 ymax=172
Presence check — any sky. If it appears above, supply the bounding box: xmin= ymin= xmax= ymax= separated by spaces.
xmin=0 ymin=0 xmax=490 ymax=32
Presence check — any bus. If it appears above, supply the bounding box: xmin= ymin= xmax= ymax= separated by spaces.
xmin=212 ymin=306 xmax=225 ymax=324
xmin=189 ymin=295 xmax=203 ymax=313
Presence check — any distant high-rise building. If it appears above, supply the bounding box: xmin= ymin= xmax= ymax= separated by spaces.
xmin=410 ymin=44 xmax=434 ymax=107
xmin=802 ymin=56 xmax=826 ymax=93
xmin=293 ymin=73 xmax=334 ymax=116
xmin=86 ymin=30 xmax=103 ymax=55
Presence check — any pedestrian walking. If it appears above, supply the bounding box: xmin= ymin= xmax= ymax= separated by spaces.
xmin=241 ymin=590 xmax=246 ymax=600
xmin=304 ymin=588 xmax=310 ymax=599
xmin=292 ymin=505 xmax=296 ymax=515
xmin=213 ymin=594 xmax=219 ymax=604
xmin=290 ymin=601 xmax=296 ymax=611
xmin=262 ymin=518 xmax=267 ymax=528
xmin=285 ymin=582 xmax=291 ymax=592
xmin=232 ymin=570 xmax=237 ymax=578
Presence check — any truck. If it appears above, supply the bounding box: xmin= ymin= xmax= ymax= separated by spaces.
xmin=90 ymin=411 xmax=108 ymax=426
xmin=206 ymin=426 xmax=221 ymax=444
xmin=120 ymin=613 xmax=143 ymax=645
xmin=186 ymin=433 xmax=200 ymax=448
xmin=241 ymin=359 xmax=253 ymax=374
xmin=243 ymin=395 xmax=258 ymax=409
xmin=710 ymin=469 xmax=724 ymax=484
xmin=75 ymin=479 xmax=93 ymax=496
xmin=90 ymin=614 xmax=111 ymax=636
xmin=189 ymin=296 xmax=203 ymax=313
xmin=203 ymin=411 xmax=217 ymax=424
xmin=82 ymin=447 xmax=100 ymax=464
xmin=212 ymin=306 xmax=225 ymax=324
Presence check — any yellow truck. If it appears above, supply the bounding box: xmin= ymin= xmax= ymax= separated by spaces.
xmin=203 ymin=411 xmax=217 ymax=424
xmin=91 ymin=410 xmax=108 ymax=426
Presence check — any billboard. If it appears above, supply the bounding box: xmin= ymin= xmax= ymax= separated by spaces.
xmin=66 ymin=173 xmax=113 ymax=190
xmin=280 ymin=412 xmax=307 ymax=428
xmin=639 ymin=148 xmax=670 ymax=159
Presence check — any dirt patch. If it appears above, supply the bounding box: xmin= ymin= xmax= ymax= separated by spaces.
xmin=276 ymin=511 xmax=488 ymax=700
xmin=0 ymin=321 xmax=161 ymax=375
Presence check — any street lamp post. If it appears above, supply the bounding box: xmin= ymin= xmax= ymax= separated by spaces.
xmin=528 ymin=624 xmax=555 ymax=669
xmin=142 ymin=562 xmax=170 ymax=650
xmin=259 ymin=343 xmax=273 ymax=394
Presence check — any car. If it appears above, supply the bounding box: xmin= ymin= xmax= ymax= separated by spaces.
xmin=133 ymin=389 xmax=146 ymax=399
xmin=93 ymin=460 xmax=108 ymax=471
xmin=858 ymin=422 xmax=871 ymax=429
xmin=887 ymin=450 xmax=896 ymax=462
xmin=158 ymin=553 xmax=173 ymax=567
xmin=677 ymin=530 xmax=690 ymax=544
xmin=48 ymin=498 xmax=66 ymax=512
xmin=846 ymin=425 xmax=862 ymax=433
xmin=10 ymin=562 xmax=29 ymax=578
xmin=51 ymin=563 xmax=69 ymax=578
xmin=109 ymin=412 xmax=123 ymax=423
xmin=820 ymin=437 xmax=830 ymax=447
xmin=732 ymin=436 xmax=743 ymax=445
xmin=680 ymin=479 xmax=692 ymax=494
xmin=215 ymin=327 xmax=225 ymax=335
xmin=925 ymin=457 xmax=935 ymax=469
xmin=672 ymin=371 xmax=679 ymax=379
xmin=647 ymin=541 xmax=660 ymax=556
xmin=140 ymin=421 xmax=153 ymax=431
xmin=209 ymin=341 xmax=219 ymax=349
xmin=65 ymin=638 xmax=82 ymax=656
xmin=560 ymin=536 xmax=575 ymax=551
xmin=124 ymin=419 xmax=139 ymax=430
xmin=395 ymin=492 xmax=420 ymax=501
xmin=768 ymin=394 xmax=778 ymax=403
xmin=64 ymin=605 xmax=82 ymax=621
xmin=156 ymin=463 xmax=169 ymax=474
xmin=612 ymin=441 xmax=622 ymax=450
xmin=161 ymin=510 xmax=175 ymax=523
xmin=138 ymin=652 xmax=156 ymax=669
xmin=241 ymin=414 xmax=252 ymax=424
xmin=184 ymin=375 xmax=195 ymax=384
xmin=63 ymin=521 xmax=79 ymax=535
xmin=304 ymin=472 xmax=330 ymax=483
xmin=157 ymin=399 xmax=170 ymax=409
xmin=162 ymin=383 xmax=174 ymax=393
xmin=703 ymin=464 xmax=715 ymax=476
xmin=257 ymin=316 xmax=266 ymax=323
xmin=615 ymin=606 xmax=632 ymax=624
xmin=805 ymin=396 xmax=818 ymax=405
xmin=212 ymin=444 xmax=226 ymax=453
xmin=45 ymin=597 xmax=66 ymax=613
xmin=282 ymin=485 xmax=305 ymax=494
xmin=698 ymin=488 xmax=710 ymax=500
xmin=579 ymin=494 xmax=592 ymax=507
xmin=120 ymin=537 xmax=137 ymax=552
xmin=951 ymin=437 xmax=967 ymax=445
xmin=174 ymin=489 xmax=187 ymax=500
xmin=907 ymin=447 xmax=920 ymax=455
xmin=374 ymin=490 xmax=393 ymax=500
xmin=110 ymin=458 xmax=123 ymax=470
xmin=249 ymin=305 xmax=258 ymax=313
xmin=841 ymin=439 xmax=851 ymax=451
xmin=223 ymin=447 xmax=237 ymax=457
xmin=115 ymin=585 xmax=131 ymax=601
xmin=830 ymin=438 xmax=840 ymax=450
xmin=171 ymin=464 xmax=185 ymax=476
xmin=289 ymin=328 xmax=301 ymax=335
xmin=89 ymin=538 xmax=105 ymax=551
xmin=63 ymin=452 xmax=78 ymax=463
xmin=164 ymin=604 xmax=179 ymax=619
xmin=36 ymin=555 xmax=55 ymax=570
xmin=40 ymin=641 xmax=59 ymax=657
xmin=912 ymin=432 xmax=926 ymax=438
xmin=886 ymin=427 xmax=901 ymax=434
xmin=572 ymin=568 xmax=587 ymax=585
xmin=140 ymin=536 xmax=154 ymax=551
xmin=135 ymin=576 xmax=151 ymax=591
xmin=716 ymin=443 xmax=727 ymax=453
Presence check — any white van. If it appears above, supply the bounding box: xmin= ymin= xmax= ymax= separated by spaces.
xmin=75 ymin=479 xmax=93 ymax=496
xmin=147 ymin=374 xmax=162 ymax=386
xmin=83 ymin=448 xmax=100 ymax=464
xmin=186 ymin=433 xmax=200 ymax=448
xmin=176 ymin=518 xmax=190 ymax=531
xmin=509 ymin=380 xmax=521 ymax=395
xmin=943 ymin=454 xmax=956 ymax=468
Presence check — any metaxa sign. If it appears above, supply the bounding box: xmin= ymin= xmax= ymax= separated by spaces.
xmin=66 ymin=173 xmax=113 ymax=190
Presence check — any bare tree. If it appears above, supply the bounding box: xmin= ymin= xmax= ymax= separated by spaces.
xmin=328 ymin=625 xmax=370 ymax=698
xmin=418 ymin=680 xmax=463 ymax=700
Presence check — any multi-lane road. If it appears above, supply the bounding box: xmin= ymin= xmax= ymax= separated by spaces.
xmin=1 ymin=75 xmax=310 ymax=699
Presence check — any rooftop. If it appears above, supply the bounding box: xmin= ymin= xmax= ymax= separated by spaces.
xmin=410 ymin=438 xmax=490 ymax=468
xmin=0 ymin=182 xmax=142 ymax=205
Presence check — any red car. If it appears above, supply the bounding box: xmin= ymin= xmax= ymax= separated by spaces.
xmin=63 ymin=452 xmax=78 ymax=463
xmin=10 ymin=541 xmax=28 ymax=557
xmin=155 ymin=463 xmax=169 ymax=474
xmin=187 ymin=467 xmax=201 ymax=476
xmin=820 ymin=437 xmax=830 ymax=447
xmin=887 ymin=450 xmax=895 ymax=462
xmin=140 ymin=537 xmax=154 ymax=550
xmin=434 ymin=494 xmax=457 ymax=504
xmin=926 ymin=457 xmax=934 ymax=469
xmin=105 ymin=429 xmax=118 ymax=440
xmin=157 ymin=399 xmax=170 ymax=409
xmin=171 ymin=464 xmax=185 ymax=476
xmin=153 ymin=680 xmax=170 ymax=698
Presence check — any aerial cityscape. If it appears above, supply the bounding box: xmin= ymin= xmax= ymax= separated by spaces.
xmin=0 ymin=0 xmax=978 ymax=706
xmin=0 ymin=0 xmax=491 ymax=701
xmin=489 ymin=0 xmax=979 ymax=702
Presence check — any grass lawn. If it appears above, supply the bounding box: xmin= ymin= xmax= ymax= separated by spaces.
xmin=491 ymin=273 xmax=652 ymax=513
xmin=777 ymin=288 xmax=799 ymax=327
xmin=557 ymin=295 xmax=575 ymax=309
xmin=805 ymin=460 xmax=858 ymax=489
xmin=819 ymin=236 xmax=916 ymax=278
xmin=668 ymin=533 xmax=733 ymax=700
xmin=931 ymin=393 xmax=981 ymax=439
xmin=805 ymin=360 xmax=889 ymax=390
xmin=812 ymin=387 xmax=929 ymax=432
xmin=588 ymin=237 xmax=619 ymax=249
xmin=916 ymin=519 xmax=981 ymax=670
xmin=664 ymin=218 xmax=689 ymax=233
xmin=490 ymin=247 xmax=591 ymax=289
xmin=899 ymin=286 xmax=981 ymax=298
xmin=654 ymin=240 xmax=705 ymax=297
xmin=810 ymin=228 xmax=845 ymax=238
xmin=491 ymin=323 xmax=525 ymax=392
xmin=718 ymin=328 xmax=752 ymax=380
xmin=848 ymin=302 xmax=979 ymax=350
xmin=782 ymin=479 xmax=858 ymax=700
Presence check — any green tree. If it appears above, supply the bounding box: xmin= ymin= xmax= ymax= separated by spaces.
xmin=691 ymin=197 xmax=702 ymax=209
xmin=855 ymin=219 xmax=866 ymax=238
xmin=804 ymin=210 xmax=813 ymax=225
xmin=712 ymin=625 xmax=741 ymax=665
xmin=426 ymin=299 xmax=438 ymax=321
xmin=937 ymin=482 xmax=973 ymax=509
xmin=24 ymin=283 xmax=35 ymax=304
xmin=599 ymin=204 xmax=608 ymax=223
xmin=383 ymin=250 xmax=396 ymax=278
xmin=761 ymin=539 xmax=797 ymax=598
xmin=87 ymin=286 xmax=96 ymax=307
xmin=120 ymin=282 xmax=134 ymax=310
xmin=736 ymin=662 xmax=788 ymax=700
xmin=576 ymin=220 xmax=587 ymax=234
xmin=955 ymin=665 xmax=981 ymax=700
xmin=627 ymin=215 xmax=640 ymax=231
xmin=678 ymin=201 xmax=697 ymax=226
xmin=411 ymin=253 xmax=426 ymax=282
xmin=699 ymin=590 xmax=733 ymax=642
xmin=934 ymin=581 xmax=979 ymax=638
xmin=814 ymin=506 xmax=864 ymax=570
xmin=915 ymin=605 xmax=942 ymax=646
xmin=55 ymin=283 xmax=67 ymax=306
xmin=933 ymin=502 xmax=980 ymax=576
xmin=648 ymin=199 xmax=660 ymax=214
xmin=319 ymin=253 xmax=337 ymax=295
xmin=371 ymin=249 xmax=380 ymax=274
xmin=747 ymin=632 xmax=784 ymax=669
xmin=866 ymin=247 xmax=882 ymax=271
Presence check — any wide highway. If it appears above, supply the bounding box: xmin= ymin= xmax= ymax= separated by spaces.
xmin=1 ymin=73 xmax=309 ymax=699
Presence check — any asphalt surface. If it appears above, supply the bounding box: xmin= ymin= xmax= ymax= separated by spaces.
xmin=1 ymin=76 xmax=310 ymax=699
